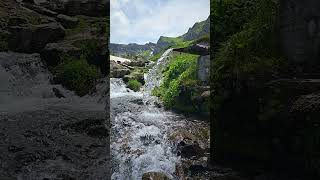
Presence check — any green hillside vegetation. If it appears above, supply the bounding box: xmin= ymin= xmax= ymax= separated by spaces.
xmin=153 ymin=53 xmax=209 ymax=113
xmin=211 ymin=0 xmax=282 ymax=112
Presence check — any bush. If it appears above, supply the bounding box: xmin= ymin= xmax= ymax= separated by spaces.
xmin=211 ymin=0 xmax=283 ymax=110
xmin=127 ymin=79 xmax=142 ymax=92
xmin=54 ymin=56 xmax=100 ymax=96
xmin=153 ymin=53 xmax=199 ymax=112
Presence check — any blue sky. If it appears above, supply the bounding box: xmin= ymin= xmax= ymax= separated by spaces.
xmin=110 ymin=0 xmax=210 ymax=44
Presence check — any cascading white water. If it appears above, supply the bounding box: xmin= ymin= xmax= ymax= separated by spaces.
xmin=144 ymin=48 xmax=173 ymax=93
xmin=0 ymin=52 xmax=105 ymax=113
xmin=110 ymin=50 xmax=209 ymax=180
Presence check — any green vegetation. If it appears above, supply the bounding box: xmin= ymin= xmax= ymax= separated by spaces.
xmin=150 ymin=51 xmax=163 ymax=62
xmin=65 ymin=15 xmax=107 ymax=37
xmin=211 ymin=0 xmax=283 ymax=110
xmin=127 ymin=79 xmax=142 ymax=92
xmin=153 ymin=53 xmax=204 ymax=113
xmin=54 ymin=56 xmax=100 ymax=96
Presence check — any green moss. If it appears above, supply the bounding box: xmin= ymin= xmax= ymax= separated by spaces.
xmin=153 ymin=53 xmax=200 ymax=112
xmin=54 ymin=56 xmax=100 ymax=96
xmin=211 ymin=0 xmax=283 ymax=111
xmin=127 ymin=79 xmax=142 ymax=92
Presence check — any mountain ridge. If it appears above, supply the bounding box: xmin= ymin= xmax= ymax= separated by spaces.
xmin=110 ymin=16 xmax=210 ymax=58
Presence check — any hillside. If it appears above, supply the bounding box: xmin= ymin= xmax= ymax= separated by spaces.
xmin=109 ymin=42 xmax=155 ymax=59
xmin=110 ymin=16 xmax=210 ymax=60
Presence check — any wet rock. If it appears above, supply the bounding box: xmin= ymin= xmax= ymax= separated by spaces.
xmin=142 ymin=172 xmax=169 ymax=180
xmin=189 ymin=165 xmax=207 ymax=176
xmin=130 ymin=99 xmax=144 ymax=105
xmin=52 ymin=87 xmax=65 ymax=98
xmin=178 ymin=141 xmax=205 ymax=159
xmin=8 ymin=22 xmax=65 ymax=53
xmin=56 ymin=14 xmax=78 ymax=29
xmin=63 ymin=118 xmax=108 ymax=138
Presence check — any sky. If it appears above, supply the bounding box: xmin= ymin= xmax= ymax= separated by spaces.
xmin=110 ymin=0 xmax=210 ymax=44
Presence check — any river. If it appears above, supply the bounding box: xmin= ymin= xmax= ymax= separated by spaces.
xmin=110 ymin=49 xmax=209 ymax=179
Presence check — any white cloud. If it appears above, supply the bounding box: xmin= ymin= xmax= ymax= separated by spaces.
xmin=111 ymin=0 xmax=210 ymax=44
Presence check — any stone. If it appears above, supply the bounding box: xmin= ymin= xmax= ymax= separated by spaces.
xmin=110 ymin=60 xmax=130 ymax=78
xmin=142 ymin=172 xmax=169 ymax=180
xmin=179 ymin=143 xmax=205 ymax=159
xmin=41 ymin=42 xmax=81 ymax=66
xmin=8 ymin=22 xmax=65 ymax=53
xmin=52 ymin=87 xmax=65 ymax=98
xmin=197 ymin=55 xmax=210 ymax=83
xmin=56 ymin=14 xmax=78 ymax=29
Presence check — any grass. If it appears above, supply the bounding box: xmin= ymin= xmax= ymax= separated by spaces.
xmin=127 ymin=79 xmax=142 ymax=91
xmin=54 ymin=56 xmax=100 ymax=96
xmin=153 ymin=53 xmax=199 ymax=109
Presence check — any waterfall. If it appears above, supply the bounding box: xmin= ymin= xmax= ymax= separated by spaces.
xmin=0 ymin=52 xmax=105 ymax=112
xmin=144 ymin=48 xmax=173 ymax=93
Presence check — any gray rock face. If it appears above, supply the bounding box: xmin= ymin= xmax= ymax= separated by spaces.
xmin=56 ymin=14 xmax=78 ymax=29
xmin=280 ymin=0 xmax=320 ymax=69
xmin=197 ymin=55 xmax=210 ymax=84
xmin=8 ymin=22 xmax=65 ymax=53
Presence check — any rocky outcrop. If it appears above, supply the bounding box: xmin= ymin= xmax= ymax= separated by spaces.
xmin=8 ymin=22 xmax=65 ymax=53
xmin=197 ymin=55 xmax=210 ymax=84
xmin=110 ymin=60 xmax=130 ymax=78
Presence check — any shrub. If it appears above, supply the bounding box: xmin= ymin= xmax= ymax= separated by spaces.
xmin=54 ymin=56 xmax=100 ymax=96
xmin=153 ymin=53 xmax=199 ymax=111
xmin=127 ymin=79 xmax=142 ymax=92
xmin=211 ymin=0 xmax=283 ymax=110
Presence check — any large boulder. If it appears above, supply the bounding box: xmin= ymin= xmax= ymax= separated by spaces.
xmin=110 ymin=60 xmax=130 ymax=78
xmin=8 ymin=22 xmax=65 ymax=53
